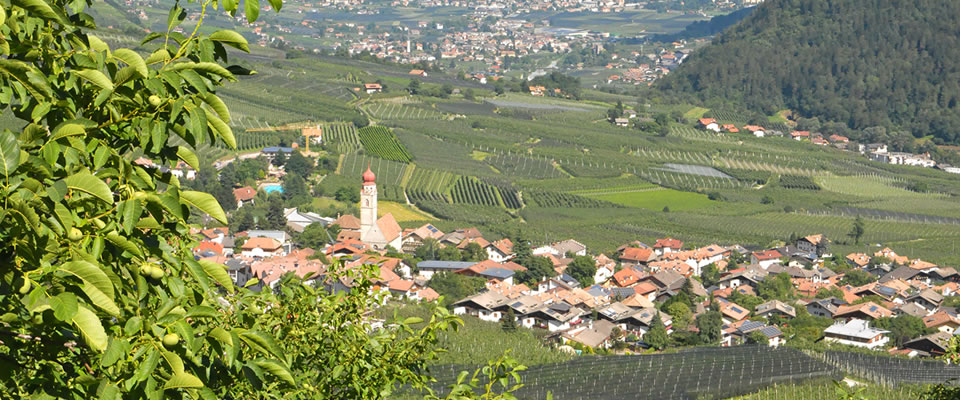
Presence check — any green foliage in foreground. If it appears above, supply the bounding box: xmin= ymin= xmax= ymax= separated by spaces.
xmin=0 ymin=1 xmax=523 ymax=398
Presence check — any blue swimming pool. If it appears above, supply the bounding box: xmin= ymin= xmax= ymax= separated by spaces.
xmin=263 ymin=184 xmax=284 ymax=194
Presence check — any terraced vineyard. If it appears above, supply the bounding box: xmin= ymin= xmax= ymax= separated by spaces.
xmin=486 ymin=153 xmax=564 ymax=179
xmin=777 ymin=175 xmax=821 ymax=190
xmin=526 ymin=190 xmax=621 ymax=208
xmin=669 ymin=125 xmax=735 ymax=143
xmin=340 ymin=154 xmax=409 ymax=186
xmin=216 ymin=131 xmax=296 ymax=152
xmin=816 ymin=175 xmax=938 ymax=199
xmin=358 ymin=126 xmax=414 ymax=162
xmin=449 ymin=176 xmax=504 ymax=207
xmin=363 ymin=102 xmax=446 ymax=120
xmin=324 ymin=123 xmax=361 ymax=153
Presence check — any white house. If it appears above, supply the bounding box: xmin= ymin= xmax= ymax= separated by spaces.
xmin=823 ymin=319 xmax=890 ymax=349
xmin=751 ymin=249 xmax=783 ymax=269
xmin=240 ymin=237 xmax=285 ymax=258
xmin=452 ymin=292 xmax=510 ymax=323
xmin=698 ymin=118 xmax=720 ymax=133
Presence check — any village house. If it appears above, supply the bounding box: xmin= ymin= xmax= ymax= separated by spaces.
xmin=452 ymin=291 xmax=511 ymax=322
xmin=698 ymin=118 xmax=720 ymax=133
xmin=233 ymin=186 xmax=257 ymax=209
xmin=834 ymin=302 xmax=894 ymax=321
xmin=416 ymin=260 xmax=477 ymax=279
xmin=923 ymin=311 xmax=960 ymax=334
xmin=718 ymin=300 xmax=750 ymax=325
xmin=619 ymin=246 xmax=655 ymax=267
xmin=750 ymin=249 xmax=783 ymax=269
xmin=906 ymin=289 xmax=943 ymax=312
xmin=561 ymin=319 xmax=617 ymax=350
xmin=533 ymin=239 xmax=587 ymax=257
xmin=593 ymin=254 xmax=616 ymax=285
xmin=653 ymin=238 xmax=683 ymax=256
xmin=284 ymin=208 xmax=334 ymax=232
xmin=805 ymin=297 xmax=847 ymax=318
xmin=796 ymin=234 xmax=826 ymax=254
xmin=743 ymin=125 xmax=765 ymax=137
xmin=485 ymin=238 xmax=515 ymax=262
xmin=241 ymin=237 xmax=285 ymax=258
xmin=902 ymin=332 xmax=953 ymax=357
xmin=364 ymin=83 xmax=383 ymax=94
xmin=723 ymin=320 xmax=785 ymax=347
xmin=716 ymin=265 xmax=769 ymax=290
xmin=754 ymin=300 xmax=797 ymax=319
xmin=401 ymin=223 xmax=445 ymax=253
xmin=823 ymin=319 xmax=889 ymax=349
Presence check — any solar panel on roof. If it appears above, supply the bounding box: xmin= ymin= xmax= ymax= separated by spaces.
xmin=731 ymin=307 xmax=743 ymax=313
xmin=869 ymin=306 xmax=878 ymax=312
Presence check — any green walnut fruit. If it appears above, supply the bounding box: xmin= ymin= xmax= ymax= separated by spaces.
xmin=32 ymin=314 xmax=43 ymax=325
xmin=18 ymin=280 xmax=31 ymax=295
xmin=148 ymin=95 xmax=162 ymax=107
xmin=67 ymin=227 xmax=83 ymax=242
xmin=162 ymin=333 xmax=180 ymax=348
xmin=149 ymin=266 xmax=164 ymax=280
xmin=140 ymin=264 xmax=152 ymax=276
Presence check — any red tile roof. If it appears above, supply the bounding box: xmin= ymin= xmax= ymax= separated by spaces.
xmin=752 ymin=249 xmax=783 ymax=261
xmin=233 ymin=186 xmax=257 ymax=202
xmin=620 ymin=247 xmax=654 ymax=262
xmin=654 ymin=238 xmax=683 ymax=249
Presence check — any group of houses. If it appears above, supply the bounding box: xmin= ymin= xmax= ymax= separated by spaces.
xmin=695 ymin=119 xmax=954 ymax=173
xmin=434 ymin=233 xmax=960 ymax=355
xmin=192 ymin=164 xmax=959 ymax=356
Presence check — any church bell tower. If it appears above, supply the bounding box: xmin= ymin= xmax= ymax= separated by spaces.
xmin=359 ymin=165 xmax=377 ymax=240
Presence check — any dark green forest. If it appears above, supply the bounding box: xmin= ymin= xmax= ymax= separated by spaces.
xmin=658 ymin=0 xmax=960 ymax=144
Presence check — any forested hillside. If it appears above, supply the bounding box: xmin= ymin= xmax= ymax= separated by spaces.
xmin=658 ymin=0 xmax=960 ymax=144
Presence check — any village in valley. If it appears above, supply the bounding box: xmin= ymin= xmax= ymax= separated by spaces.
xmin=185 ymin=147 xmax=959 ymax=359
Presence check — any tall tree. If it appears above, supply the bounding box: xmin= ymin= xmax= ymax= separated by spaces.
xmin=282 ymin=172 xmax=310 ymax=205
xmin=415 ymin=238 xmax=442 ymax=260
xmin=696 ymin=311 xmax=724 ymax=345
xmin=502 ymin=308 xmax=518 ymax=332
xmin=566 ymin=256 xmax=597 ymax=287
xmin=285 ymin=151 xmax=314 ymax=178
xmin=645 ymin=313 xmax=670 ymax=351
xmin=757 ymin=272 xmax=795 ymax=300
xmin=515 ymin=256 xmax=556 ymax=286
xmin=849 ymin=216 xmax=866 ymax=245
xmin=461 ymin=242 xmax=489 ymax=262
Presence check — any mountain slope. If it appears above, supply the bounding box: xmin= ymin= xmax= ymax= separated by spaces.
xmin=658 ymin=0 xmax=960 ymax=143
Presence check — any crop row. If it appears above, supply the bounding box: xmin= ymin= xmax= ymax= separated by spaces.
xmin=486 ymin=153 xmax=563 ymax=179
xmin=450 ymin=176 xmax=503 ymax=208
xmin=525 ymin=190 xmax=620 ymax=208
xmin=364 ymin=102 xmax=445 ymax=120
xmin=718 ymin=157 xmax=822 ymax=177
xmin=325 ymin=122 xmax=361 ymax=153
xmin=415 ymin=201 xmax=515 ymax=225
xmin=357 ymin=126 xmax=414 ymax=162
xmin=341 ymin=153 xmax=409 ymax=186
xmin=778 ymin=175 xmax=821 ymax=190
xmin=632 ymin=146 xmax=714 ymax=165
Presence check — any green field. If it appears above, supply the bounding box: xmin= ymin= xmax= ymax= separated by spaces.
xmin=582 ymin=188 xmax=713 ymax=211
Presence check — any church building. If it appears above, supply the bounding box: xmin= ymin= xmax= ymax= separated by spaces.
xmin=336 ymin=166 xmax=402 ymax=250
